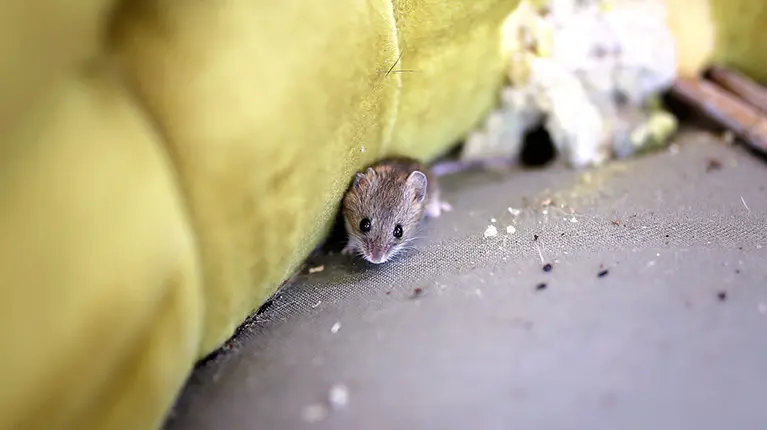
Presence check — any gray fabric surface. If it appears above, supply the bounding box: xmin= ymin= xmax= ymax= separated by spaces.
xmin=166 ymin=129 xmax=767 ymax=430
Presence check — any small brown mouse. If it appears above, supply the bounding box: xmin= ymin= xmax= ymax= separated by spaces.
xmin=341 ymin=156 xmax=452 ymax=264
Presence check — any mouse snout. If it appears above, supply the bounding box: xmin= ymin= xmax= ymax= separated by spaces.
xmin=367 ymin=244 xmax=388 ymax=264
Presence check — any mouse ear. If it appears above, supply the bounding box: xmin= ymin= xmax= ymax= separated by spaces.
xmin=406 ymin=170 xmax=428 ymax=203
xmin=353 ymin=172 xmax=367 ymax=191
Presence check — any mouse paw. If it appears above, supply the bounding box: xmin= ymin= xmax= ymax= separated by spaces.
xmin=341 ymin=244 xmax=355 ymax=256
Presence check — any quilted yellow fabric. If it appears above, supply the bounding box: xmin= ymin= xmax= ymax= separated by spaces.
xmin=1 ymin=0 xmax=765 ymax=429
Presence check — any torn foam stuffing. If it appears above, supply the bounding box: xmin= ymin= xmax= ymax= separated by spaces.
xmin=462 ymin=0 xmax=679 ymax=168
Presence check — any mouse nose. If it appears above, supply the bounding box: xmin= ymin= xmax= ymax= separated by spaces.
xmin=369 ymin=247 xmax=386 ymax=264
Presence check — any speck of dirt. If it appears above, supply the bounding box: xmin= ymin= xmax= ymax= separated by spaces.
xmin=560 ymin=232 xmax=565 ymax=237
xmin=735 ymin=269 xmax=741 ymax=274
xmin=411 ymin=287 xmax=423 ymax=299
xmin=612 ymin=220 xmax=621 ymax=226
xmin=717 ymin=291 xmax=727 ymax=301
xmin=543 ymin=263 xmax=553 ymax=272
xmin=665 ymin=234 xmax=669 ymax=238
xmin=706 ymin=158 xmax=723 ymax=172
xmin=598 ymin=269 xmax=609 ymax=278
xmin=385 ymin=291 xmax=391 ymax=295
xmin=534 ymin=234 xmax=539 ymax=241
xmin=535 ymin=282 xmax=547 ymax=291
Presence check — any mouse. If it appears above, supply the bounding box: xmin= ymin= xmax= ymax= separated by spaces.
xmin=341 ymin=156 xmax=452 ymax=264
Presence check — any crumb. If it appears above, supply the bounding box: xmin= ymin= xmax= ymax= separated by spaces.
xmin=330 ymin=322 xmax=342 ymax=334
xmin=301 ymin=403 xmax=328 ymax=423
xmin=534 ymin=234 xmax=539 ymax=241
xmin=717 ymin=291 xmax=727 ymax=301
xmin=536 ymin=282 xmax=547 ymax=291
xmin=411 ymin=287 xmax=423 ymax=299
xmin=506 ymin=225 xmax=517 ymax=234
xmin=543 ymin=263 xmax=553 ymax=272
xmin=722 ymin=130 xmax=735 ymax=145
xmin=598 ymin=269 xmax=609 ymax=278
xmin=706 ymin=158 xmax=723 ymax=172
xmin=309 ymin=265 xmax=325 ymax=274
xmin=491 ymin=218 xmax=497 ymax=223
xmin=484 ymin=225 xmax=498 ymax=238
xmin=329 ymin=384 xmax=349 ymax=408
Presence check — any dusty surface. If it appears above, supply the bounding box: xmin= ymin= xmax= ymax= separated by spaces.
xmin=167 ymin=129 xmax=767 ymax=430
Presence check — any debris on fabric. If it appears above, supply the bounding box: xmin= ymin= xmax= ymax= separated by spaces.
xmin=330 ymin=322 xmax=342 ymax=334
xmin=309 ymin=265 xmax=325 ymax=274
xmin=598 ymin=269 xmax=609 ymax=277
xmin=536 ymin=282 xmax=548 ymax=291
xmin=411 ymin=287 xmax=424 ymax=299
xmin=461 ymin=0 xmax=678 ymax=168
xmin=506 ymin=225 xmax=517 ymax=234
xmin=328 ymin=384 xmax=349 ymax=409
xmin=706 ymin=158 xmax=723 ymax=172
xmin=491 ymin=218 xmax=497 ymax=223
xmin=484 ymin=225 xmax=499 ymax=238
xmin=717 ymin=291 xmax=727 ymax=301
xmin=740 ymin=196 xmax=751 ymax=212
xmin=508 ymin=207 xmax=522 ymax=216
xmin=533 ymin=234 xmax=539 ymax=241
xmin=301 ymin=403 xmax=328 ymax=423
xmin=543 ymin=263 xmax=553 ymax=272
xmin=311 ymin=301 xmax=322 ymax=308
xmin=722 ymin=131 xmax=735 ymax=145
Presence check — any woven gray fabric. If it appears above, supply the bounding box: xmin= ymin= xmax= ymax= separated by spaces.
xmin=166 ymin=129 xmax=767 ymax=430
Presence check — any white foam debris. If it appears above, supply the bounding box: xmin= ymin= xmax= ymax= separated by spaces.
xmin=329 ymin=384 xmax=349 ymax=408
xmin=484 ymin=225 xmax=498 ymax=238
xmin=506 ymin=225 xmax=517 ymax=234
xmin=330 ymin=322 xmax=341 ymax=334
xmin=508 ymin=207 xmax=522 ymax=216
xmin=301 ymin=403 xmax=328 ymax=422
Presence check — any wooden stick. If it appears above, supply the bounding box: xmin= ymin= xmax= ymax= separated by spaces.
xmin=707 ymin=65 xmax=767 ymax=115
xmin=670 ymin=76 xmax=767 ymax=154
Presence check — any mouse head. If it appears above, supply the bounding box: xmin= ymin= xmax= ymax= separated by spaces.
xmin=342 ymin=166 xmax=428 ymax=264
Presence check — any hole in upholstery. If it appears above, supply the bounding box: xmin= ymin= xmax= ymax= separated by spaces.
xmin=520 ymin=123 xmax=556 ymax=167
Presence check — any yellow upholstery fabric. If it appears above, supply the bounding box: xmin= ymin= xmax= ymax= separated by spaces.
xmin=665 ymin=0 xmax=767 ymax=82
xmin=2 ymin=0 xmax=766 ymax=429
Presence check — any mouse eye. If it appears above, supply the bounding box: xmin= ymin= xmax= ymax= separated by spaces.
xmin=393 ymin=224 xmax=403 ymax=239
xmin=359 ymin=218 xmax=372 ymax=233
